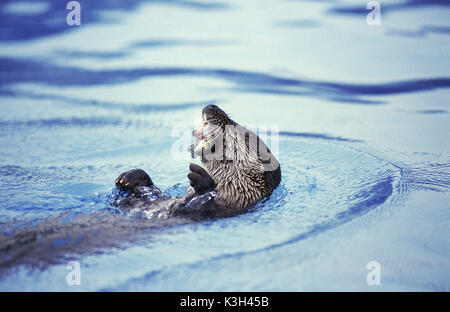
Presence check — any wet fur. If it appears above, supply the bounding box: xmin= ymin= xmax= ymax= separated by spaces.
xmin=191 ymin=105 xmax=281 ymax=213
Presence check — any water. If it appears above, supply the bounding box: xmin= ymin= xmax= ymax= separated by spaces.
xmin=0 ymin=0 xmax=449 ymax=291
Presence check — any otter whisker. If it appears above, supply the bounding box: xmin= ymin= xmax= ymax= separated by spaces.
xmin=203 ymin=125 xmax=223 ymax=141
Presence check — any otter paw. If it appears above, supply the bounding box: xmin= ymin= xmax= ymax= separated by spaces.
xmin=188 ymin=163 xmax=216 ymax=194
xmin=115 ymin=168 xmax=153 ymax=193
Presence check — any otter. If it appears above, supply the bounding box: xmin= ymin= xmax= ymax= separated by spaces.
xmin=0 ymin=105 xmax=281 ymax=270
xmin=115 ymin=104 xmax=281 ymax=219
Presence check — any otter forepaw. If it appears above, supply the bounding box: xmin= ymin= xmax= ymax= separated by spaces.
xmin=115 ymin=168 xmax=153 ymax=193
xmin=188 ymin=163 xmax=216 ymax=194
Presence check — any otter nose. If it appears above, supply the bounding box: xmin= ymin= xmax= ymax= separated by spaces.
xmin=193 ymin=126 xmax=203 ymax=137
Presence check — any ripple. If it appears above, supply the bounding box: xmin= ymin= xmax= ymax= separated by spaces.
xmin=1 ymin=57 xmax=449 ymax=104
xmin=329 ymin=0 xmax=450 ymax=16
xmin=0 ymin=0 xmax=229 ymax=41
xmin=101 ymin=161 xmax=401 ymax=291
xmin=1 ymin=90 xmax=218 ymax=114
xmin=279 ymin=131 xmax=363 ymax=142
xmin=0 ymin=164 xmax=117 ymax=222
xmin=51 ymin=39 xmax=232 ymax=61
xmin=400 ymin=162 xmax=450 ymax=192
xmin=0 ymin=137 xmax=405 ymax=276
xmin=0 ymin=117 xmax=122 ymax=128
xmin=416 ymin=109 xmax=448 ymax=114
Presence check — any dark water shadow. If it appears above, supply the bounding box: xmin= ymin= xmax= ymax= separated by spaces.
xmin=0 ymin=211 xmax=192 ymax=274
xmin=1 ymin=57 xmax=449 ymax=104
xmin=52 ymin=50 xmax=130 ymax=60
xmin=416 ymin=109 xmax=447 ymax=114
xmin=0 ymin=117 xmax=122 ymax=129
xmin=1 ymin=89 xmax=219 ymax=115
xmin=0 ymin=0 xmax=229 ymax=42
xmin=52 ymin=39 xmax=234 ymax=60
xmin=279 ymin=131 xmax=363 ymax=143
xmin=329 ymin=0 xmax=450 ymax=17
xmin=0 ymin=89 xmax=217 ymax=130
xmin=130 ymin=39 xmax=233 ymax=49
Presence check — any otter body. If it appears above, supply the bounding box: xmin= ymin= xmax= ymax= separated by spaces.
xmin=115 ymin=105 xmax=281 ymax=219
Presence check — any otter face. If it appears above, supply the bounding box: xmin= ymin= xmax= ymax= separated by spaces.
xmin=192 ymin=105 xmax=233 ymax=158
xmin=202 ymin=104 xmax=233 ymax=128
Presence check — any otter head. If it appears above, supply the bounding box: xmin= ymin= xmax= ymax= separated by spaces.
xmin=192 ymin=104 xmax=235 ymax=161
xmin=191 ymin=105 xmax=281 ymax=208
xmin=202 ymin=104 xmax=234 ymax=128
xmin=192 ymin=104 xmax=278 ymax=169
xmin=192 ymin=104 xmax=281 ymax=210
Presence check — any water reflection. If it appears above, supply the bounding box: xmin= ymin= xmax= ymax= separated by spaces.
xmin=0 ymin=0 xmax=229 ymax=41
xmin=1 ymin=57 xmax=449 ymax=104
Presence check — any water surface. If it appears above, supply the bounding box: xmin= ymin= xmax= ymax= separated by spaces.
xmin=0 ymin=0 xmax=449 ymax=291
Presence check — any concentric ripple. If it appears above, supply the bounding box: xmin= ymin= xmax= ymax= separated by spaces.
xmin=0 ymin=135 xmax=404 ymax=289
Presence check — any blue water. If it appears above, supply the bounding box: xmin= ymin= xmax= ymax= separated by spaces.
xmin=0 ymin=0 xmax=449 ymax=291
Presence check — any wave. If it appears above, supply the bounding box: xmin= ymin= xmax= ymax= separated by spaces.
xmin=0 ymin=117 xmax=122 ymax=128
xmin=0 ymin=89 xmax=217 ymax=115
xmin=279 ymin=131 xmax=363 ymax=142
xmin=400 ymin=162 xmax=450 ymax=192
xmin=1 ymin=57 xmax=449 ymax=104
xmin=329 ymin=0 xmax=450 ymax=16
xmin=416 ymin=109 xmax=447 ymax=114
xmin=0 ymin=0 xmax=229 ymax=42
xmin=51 ymin=39 xmax=233 ymax=61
